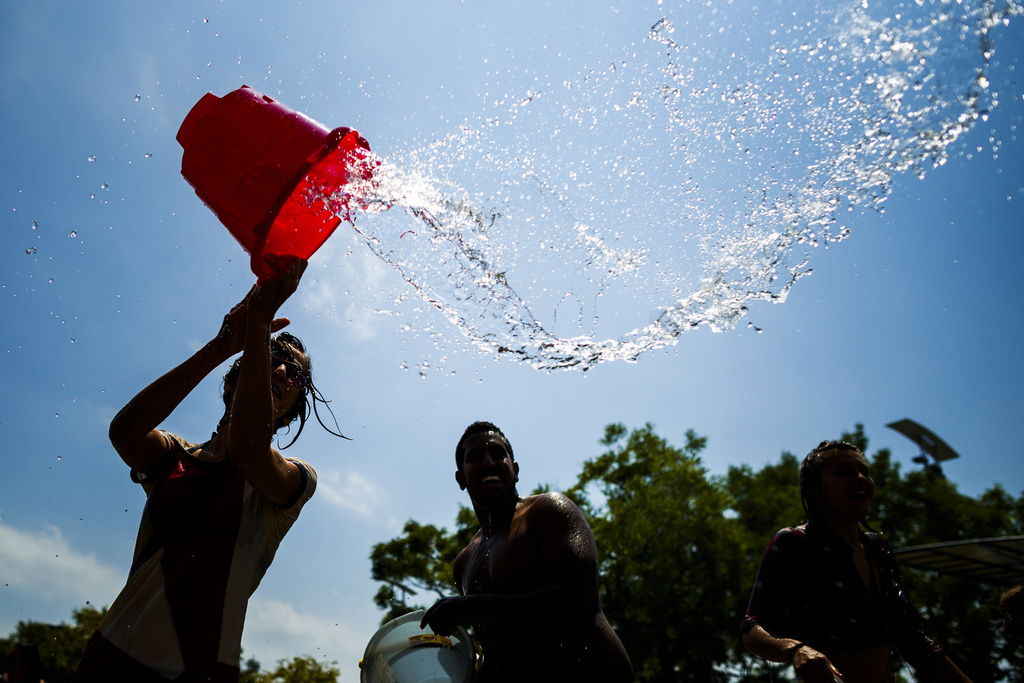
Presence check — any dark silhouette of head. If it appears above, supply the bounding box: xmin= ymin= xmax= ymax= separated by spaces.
xmin=799 ymin=439 xmax=863 ymax=519
xmin=221 ymin=332 xmax=314 ymax=446
xmin=455 ymin=421 xmax=514 ymax=471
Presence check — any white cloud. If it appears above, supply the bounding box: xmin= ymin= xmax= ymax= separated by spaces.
xmin=241 ymin=596 xmax=370 ymax=677
xmin=314 ymin=469 xmax=388 ymax=518
xmin=0 ymin=523 xmax=374 ymax=681
xmin=0 ymin=522 xmax=125 ymax=604
xmin=301 ymin=235 xmax=407 ymax=342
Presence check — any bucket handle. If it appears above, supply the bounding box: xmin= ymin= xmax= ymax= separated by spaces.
xmin=407 ymin=634 xmax=453 ymax=648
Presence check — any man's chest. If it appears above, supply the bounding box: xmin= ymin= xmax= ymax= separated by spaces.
xmin=461 ymin=529 xmax=543 ymax=594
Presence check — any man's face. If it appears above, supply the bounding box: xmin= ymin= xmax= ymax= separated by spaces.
xmin=456 ymin=431 xmax=519 ymax=501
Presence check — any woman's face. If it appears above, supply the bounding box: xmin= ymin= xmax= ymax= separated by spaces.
xmin=817 ymin=450 xmax=875 ymax=522
xmin=270 ymin=350 xmax=308 ymax=423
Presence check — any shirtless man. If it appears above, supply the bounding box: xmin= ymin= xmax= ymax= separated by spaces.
xmin=421 ymin=421 xmax=633 ymax=683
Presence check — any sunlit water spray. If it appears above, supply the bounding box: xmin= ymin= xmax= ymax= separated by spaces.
xmin=321 ymin=0 xmax=1020 ymax=371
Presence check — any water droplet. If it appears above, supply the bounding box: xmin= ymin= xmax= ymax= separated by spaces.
xmin=25 ymin=246 xmax=37 ymax=255
xmin=87 ymin=155 xmax=96 ymax=162
xmin=134 ymin=94 xmax=141 ymax=102
xmin=69 ymin=230 xmax=77 ymax=238
xmin=57 ymin=456 xmax=62 ymax=461
xmin=48 ymin=277 xmax=54 ymax=283
xmin=145 ymin=153 xmax=152 ymax=159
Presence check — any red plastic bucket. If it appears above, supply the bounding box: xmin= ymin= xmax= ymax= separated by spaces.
xmin=176 ymin=85 xmax=373 ymax=281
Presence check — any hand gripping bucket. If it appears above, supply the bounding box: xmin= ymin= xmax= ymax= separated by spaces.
xmin=359 ymin=610 xmax=478 ymax=683
xmin=176 ymin=85 xmax=374 ymax=281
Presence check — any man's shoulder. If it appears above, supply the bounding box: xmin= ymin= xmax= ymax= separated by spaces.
xmin=518 ymin=491 xmax=588 ymax=530
xmin=520 ymin=491 xmax=577 ymax=511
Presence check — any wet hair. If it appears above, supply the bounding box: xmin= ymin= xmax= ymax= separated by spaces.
xmin=799 ymin=440 xmax=864 ymax=519
xmin=222 ymin=332 xmax=347 ymax=448
xmin=455 ymin=421 xmax=514 ymax=470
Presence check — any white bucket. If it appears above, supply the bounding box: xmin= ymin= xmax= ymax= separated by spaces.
xmin=359 ymin=610 xmax=477 ymax=683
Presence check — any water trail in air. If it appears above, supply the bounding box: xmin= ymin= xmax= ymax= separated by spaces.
xmin=322 ymin=0 xmax=1021 ymax=371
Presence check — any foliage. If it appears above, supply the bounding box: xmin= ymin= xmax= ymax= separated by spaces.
xmin=562 ymin=423 xmax=747 ymax=682
xmin=0 ymin=606 xmax=340 ymax=683
xmin=369 ymin=505 xmax=478 ymax=624
xmin=239 ymin=656 xmax=264 ymax=683
xmin=255 ymin=655 xmax=340 ymax=683
xmin=0 ymin=604 xmax=105 ymax=683
xmin=847 ymin=424 xmax=1022 ymax=683
xmin=369 ymin=422 xmax=1024 ymax=681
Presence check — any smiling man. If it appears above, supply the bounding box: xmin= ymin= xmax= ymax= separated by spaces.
xmin=421 ymin=421 xmax=633 ymax=683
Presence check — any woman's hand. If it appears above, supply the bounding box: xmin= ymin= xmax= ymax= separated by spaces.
xmin=212 ymin=258 xmax=303 ymax=357
xmin=792 ymin=644 xmax=843 ymax=682
xmin=249 ymin=256 xmax=307 ymax=322
xmin=211 ymin=292 xmax=253 ymax=358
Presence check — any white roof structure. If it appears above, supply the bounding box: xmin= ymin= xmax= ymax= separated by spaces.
xmin=894 ymin=536 xmax=1024 ymax=585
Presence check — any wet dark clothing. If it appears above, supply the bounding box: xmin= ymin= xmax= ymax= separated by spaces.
xmin=740 ymin=521 xmax=944 ymax=669
xmin=73 ymin=434 xmax=315 ymax=683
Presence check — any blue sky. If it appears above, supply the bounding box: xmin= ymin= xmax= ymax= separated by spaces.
xmin=1 ymin=0 xmax=1022 ymax=680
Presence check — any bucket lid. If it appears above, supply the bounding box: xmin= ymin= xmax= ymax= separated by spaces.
xmin=359 ymin=610 xmax=477 ymax=683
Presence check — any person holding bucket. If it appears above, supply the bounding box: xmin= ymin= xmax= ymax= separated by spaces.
xmin=73 ymin=258 xmax=344 ymax=683
xmin=421 ymin=421 xmax=634 ymax=683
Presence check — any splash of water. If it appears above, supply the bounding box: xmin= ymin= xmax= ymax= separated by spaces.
xmin=326 ymin=0 xmax=1020 ymax=371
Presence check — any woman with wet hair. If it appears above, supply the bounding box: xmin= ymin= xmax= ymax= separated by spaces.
xmin=740 ymin=440 xmax=974 ymax=683
xmin=74 ymin=258 xmax=344 ymax=683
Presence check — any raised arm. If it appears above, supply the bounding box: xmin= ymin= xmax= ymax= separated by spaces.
xmin=108 ymin=295 xmax=253 ymax=475
xmin=225 ymin=257 xmax=309 ymax=506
